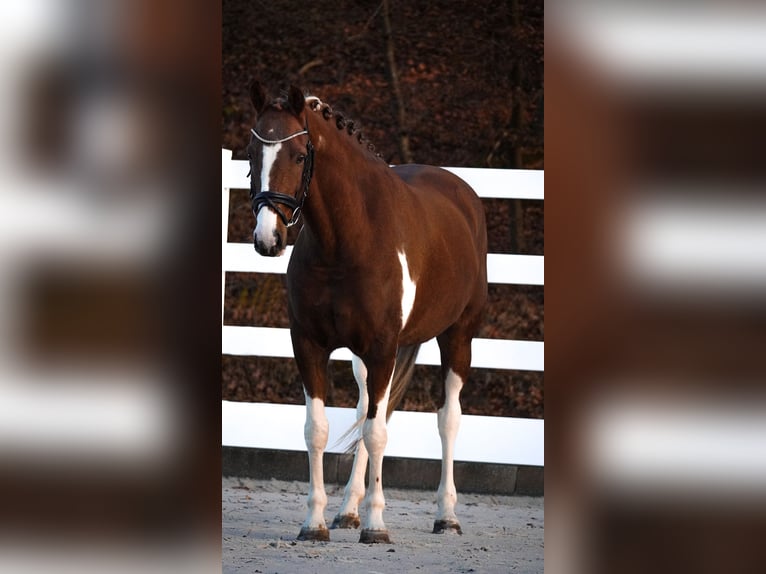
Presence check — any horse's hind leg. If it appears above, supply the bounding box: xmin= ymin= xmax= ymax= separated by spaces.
xmin=331 ymin=354 xmax=368 ymax=529
xmin=433 ymin=326 xmax=474 ymax=535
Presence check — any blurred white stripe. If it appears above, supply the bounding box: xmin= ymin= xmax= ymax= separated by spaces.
xmin=620 ymin=195 xmax=766 ymax=292
xmin=560 ymin=5 xmax=766 ymax=88
xmin=0 ymin=371 xmax=177 ymax=463
xmin=587 ymin=394 xmax=766 ymax=493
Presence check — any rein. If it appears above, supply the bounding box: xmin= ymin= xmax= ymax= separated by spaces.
xmin=250 ymin=126 xmax=315 ymax=228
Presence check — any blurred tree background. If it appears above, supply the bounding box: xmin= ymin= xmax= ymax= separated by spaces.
xmin=222 ymin=0 xmax=543 ymax=418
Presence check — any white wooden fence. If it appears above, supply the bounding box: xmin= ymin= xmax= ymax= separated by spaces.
xmin=221 ymin=149 xmax=545 ymax=466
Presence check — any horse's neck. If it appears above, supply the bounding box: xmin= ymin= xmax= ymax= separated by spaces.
xmin=302 ymin=124 xmax=389 ymax=262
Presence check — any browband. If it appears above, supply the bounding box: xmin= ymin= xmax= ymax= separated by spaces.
xmin=251 ymin=128 xmax=308 ymax=145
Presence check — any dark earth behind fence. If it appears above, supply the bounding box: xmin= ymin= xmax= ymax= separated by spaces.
xmin=222 ymin=0 xmax=544 ymax=419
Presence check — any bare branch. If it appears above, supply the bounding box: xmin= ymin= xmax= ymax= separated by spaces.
xmin=382 ymin=0 xmax=413 ymax=163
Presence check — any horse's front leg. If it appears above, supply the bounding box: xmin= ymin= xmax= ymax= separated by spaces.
xmin=359 ymin=354 xmax=396 ymax=544
xmin=292 ymin=333 xmax=331 ymax=542
xmin=332 ymin=354 xmax=368 ymax=529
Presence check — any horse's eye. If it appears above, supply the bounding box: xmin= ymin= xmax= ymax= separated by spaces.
xmin=296 ymin=154 xmax=306 ymax=164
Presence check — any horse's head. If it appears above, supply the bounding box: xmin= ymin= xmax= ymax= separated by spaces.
xmin=247 ymin=81 xmax=314 ymax=257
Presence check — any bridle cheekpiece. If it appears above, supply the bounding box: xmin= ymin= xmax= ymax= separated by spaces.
xmin=249 ymin=125 xmax=315 ymax=228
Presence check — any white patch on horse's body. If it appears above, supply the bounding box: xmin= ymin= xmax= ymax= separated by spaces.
xmin=436 ymin=369 xmax=463 ymax=524
xmin=398 ymin=250 xmax=417 ymax=329
xmin=254 ymin=142 xmax=282 ymax=249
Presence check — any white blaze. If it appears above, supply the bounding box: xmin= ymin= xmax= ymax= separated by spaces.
xmin=254 ymin=142 xmax=282 ymax=248
xmin=398 ymin=250 xmax=417 ymax=329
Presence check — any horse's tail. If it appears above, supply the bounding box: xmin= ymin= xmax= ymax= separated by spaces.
xmin=335 ymin=344 xmax=421 ymax=454
xmin=386 ymin=344 xmax=421 ymax=420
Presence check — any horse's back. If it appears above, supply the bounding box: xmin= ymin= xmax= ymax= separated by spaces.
xmin=392 ymin=164 xmax=487 ymax=256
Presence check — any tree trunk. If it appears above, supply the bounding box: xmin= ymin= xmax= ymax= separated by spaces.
xmin=382 ymin=0 xmax=413 ymax=163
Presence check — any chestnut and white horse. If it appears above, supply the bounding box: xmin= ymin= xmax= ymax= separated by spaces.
xmin=247 ymin=82 xmax=487 ymax=543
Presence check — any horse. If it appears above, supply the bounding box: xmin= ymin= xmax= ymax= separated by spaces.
xmin=246 ymin=82 xmax=488 ymax=544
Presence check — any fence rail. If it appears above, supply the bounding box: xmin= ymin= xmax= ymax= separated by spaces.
xmin=222 ymin=243 xmax=544 ymax=285
xmin=221 ymin=149 xmax=544 ymax=467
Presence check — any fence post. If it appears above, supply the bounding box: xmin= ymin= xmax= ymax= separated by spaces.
xmin=222 ymin=148 xmax=233 ymax=323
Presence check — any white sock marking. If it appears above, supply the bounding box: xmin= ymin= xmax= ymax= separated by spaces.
xmin=302 ymin=392 xmax=329 ymax=531
xmin=437 ymin=369 xmax=463 ymax=522
xmin=337 ymin=355 xmax=369 ymax=519
xmin=362 ymin=379 xmax=392 ymax=532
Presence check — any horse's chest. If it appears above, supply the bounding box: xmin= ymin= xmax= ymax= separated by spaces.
xmin=288 ymin=266 xmax=398 ymax=348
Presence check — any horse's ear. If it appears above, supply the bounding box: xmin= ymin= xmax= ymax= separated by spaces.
xmin=250 ymin=80 xmax=267 ymax=115
xmin=287 ymin=85 xmax=305 ymax=117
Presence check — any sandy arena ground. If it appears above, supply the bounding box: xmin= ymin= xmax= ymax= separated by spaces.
xmin=223 ymin=477 xmax=544 ymax=573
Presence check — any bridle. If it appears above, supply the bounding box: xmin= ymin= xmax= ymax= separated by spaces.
xmin=249 ymin=124 xmax=315 ymax=228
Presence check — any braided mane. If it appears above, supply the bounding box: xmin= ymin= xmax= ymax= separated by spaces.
xmin=305 ymin=96 xmax=386 ymax=163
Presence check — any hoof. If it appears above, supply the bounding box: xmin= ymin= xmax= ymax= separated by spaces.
xmin=359 ymin=529 xmax=392 ymax=544
xmin=433 ymin=519 xmax=463 ymax=535
xmin=297 ymin=526 xmax=330 ymax=541
xmin=331 ymin=513 xmax=361 ymax=529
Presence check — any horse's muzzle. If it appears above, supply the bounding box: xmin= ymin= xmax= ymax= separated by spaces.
xmin=253 ymin=226 xmax=285 ymax=257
